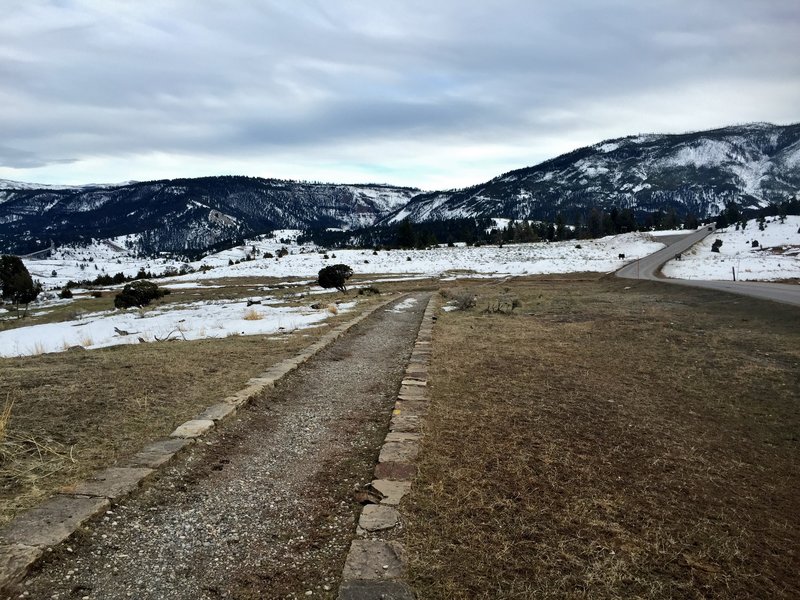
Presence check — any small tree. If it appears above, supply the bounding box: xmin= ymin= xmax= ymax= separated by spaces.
xmin=0 ymin=255 xmax=42 ymax=316
xmin=318 ymin=264 xmax=353 ymax=292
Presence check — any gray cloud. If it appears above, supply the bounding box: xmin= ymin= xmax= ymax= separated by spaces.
xmin=0 ymin=0 xmax=798 ymax=186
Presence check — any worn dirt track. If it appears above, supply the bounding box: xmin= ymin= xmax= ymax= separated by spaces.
xmin=11 ymin=293 xmax=430 ymax=600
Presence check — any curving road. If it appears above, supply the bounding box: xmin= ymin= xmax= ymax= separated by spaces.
xmin=616 ymin=227 xmax=800 ymax=307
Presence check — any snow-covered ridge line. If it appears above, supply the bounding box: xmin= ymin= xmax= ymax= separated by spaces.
xmin=0 ymin=179 xmax=135 ymax=190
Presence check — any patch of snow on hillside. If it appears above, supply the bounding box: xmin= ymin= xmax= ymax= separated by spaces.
xmin=665 ymin=140 xmax=730 ymax=168
xmin=728 ymin=162 xmax=770 ymax=200
xmin=388 ymin=194 xmax=452 ymax=223
xmin=781 ymin=140 xmax=800 ymax=168
xmin=597 ymin=143 xmax=620 ymax=153
xmin=346 ymin=186 xmax=416 ymax=213
xmin=580 ymin=164 xmax=609 ymax=178
xmin=662 ymin=216 xmax=800 ymax=281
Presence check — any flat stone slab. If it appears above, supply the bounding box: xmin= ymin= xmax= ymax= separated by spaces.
xmin=404 ymin=367 xmax=427 ymax=378
xmin=122 ymin=438 xmax=193 ymax=469
xmin=379 ymin=442 xmax=419 ymax=463
xmin=393 ymin=400 xmax=429 ymax=417
xmin=371 ymin=480 xmax=412 ymax=506
xmin=374 ymin=461 xmax=417 ymax=481
xmin=1 ymin=495 xmax=109 ymax=548
xmin=398 ymin=386 xmax=426 ymax=399
xmin=197 ymin=402 xmax=237 ymax=422
xmin=342 ymin=540 xmax=406 ymax=581
xmin=389 ymin=415 xmax=420 ymax=433
xmin=0 ymin=543 xmax=44 ymax=590
xmin=400 ymin=379 xmax=426 ymax=387
xmin=246 ymin=376 xmax=276 ymax=387
xmin=259 ymin=366 xmax=292 ymax=379
xmin=69 ymin=467 xmax=154 ymax=499
xmin=170 ymin=419 xmax=215 ymax=438
xmin=384 ymin=432 xmax=421 ymax=443
xmin=358 ymin=505 xmax=399 ymax=532
xmin=338 ymin=580 xmax=415 ymax=600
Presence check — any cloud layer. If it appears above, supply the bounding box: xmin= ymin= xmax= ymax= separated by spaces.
xmin=1 ymin=0 xmax=798 ymax=188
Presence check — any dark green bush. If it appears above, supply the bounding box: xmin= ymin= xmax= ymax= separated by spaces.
xmin=318 ymin=264 xmax=353 ymax=292
xmin=114 ymin=280 xmax=169 ymax=309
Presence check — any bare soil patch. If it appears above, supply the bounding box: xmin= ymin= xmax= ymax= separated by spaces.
xmin=406 ymin=277 xmax=800 ymax=599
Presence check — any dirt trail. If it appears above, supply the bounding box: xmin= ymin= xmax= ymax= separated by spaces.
xmin=14 ymin=293 xmax=430 ymax=600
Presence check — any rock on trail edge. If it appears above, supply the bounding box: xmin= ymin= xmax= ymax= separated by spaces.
xmin=11 ymin=292 xmax=431 ymax=600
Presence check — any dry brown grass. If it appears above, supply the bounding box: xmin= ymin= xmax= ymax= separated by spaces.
xmin=0 ymin=292 xmax=389 ymax=526
xmin=405 ymin=277 xmax=800 ymax=599
xmin=242 ymin=308 xmax=263 ymax=320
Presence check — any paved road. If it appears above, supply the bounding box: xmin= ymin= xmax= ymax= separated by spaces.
xmin=14 ymin=294 xmax=430 ymax=600
xmin=616 ymin=227 xmax=800 ymax=307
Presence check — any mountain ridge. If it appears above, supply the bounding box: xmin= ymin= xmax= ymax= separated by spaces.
xmin=1 ymin=122 xmax=798 ymax=255
xmin=382 ymin=121 xmax=800 ymax=225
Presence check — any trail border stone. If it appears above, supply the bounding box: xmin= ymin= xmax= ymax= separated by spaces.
xmin=338 ymin=294 xmax=438 ymax=599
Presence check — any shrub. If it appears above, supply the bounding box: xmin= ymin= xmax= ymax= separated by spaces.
xmin=358 ymin=286 xmax=380 ymax=296
xmin=59 ymin=287 xmax=73 ymax=299
xmin=114 ymin=280 xmax=169 ymax=309
xmin=454 ymin=292 xmax=477 ymax=311
xmin=318 ymin=264 xmax=353 ymax=292
xmin=277 ymin=247 xmax=289 ymax=258
xmin=90 ymin=291 xmax=103 ymax=298
xmin=751 ymin=240 xmax=759 ymax=248
xmin=711 ymin=239 xmax=723 ymax=253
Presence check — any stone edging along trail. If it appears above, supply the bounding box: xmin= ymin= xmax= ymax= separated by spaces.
xmin=337 ymin=294 xmax=437 ymax=600
xmin=0 ymin=293 xmax=406 ymax=593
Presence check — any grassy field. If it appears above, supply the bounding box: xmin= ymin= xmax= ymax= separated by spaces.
xmin=405 ymin=276 xmax=800 ymax=599
xmin=0 ymin=280 xmax=398 ymax=526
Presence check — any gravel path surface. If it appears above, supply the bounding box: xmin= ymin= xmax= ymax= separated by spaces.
xmin=13 ymin=293 xmax=429 ymax=600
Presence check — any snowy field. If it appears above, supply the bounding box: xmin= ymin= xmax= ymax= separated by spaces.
xmin=662 ymin=216 xmax=800 ymax=281
xmin=23 ymin=230 xmax=666 ymax=291
xmin=0 ymin=231 xmax=667 ymax=358
xmin=0 ymin=297 xmax=354 ymax=358
xmin=4 ymin=222 xmax=797 ymax=358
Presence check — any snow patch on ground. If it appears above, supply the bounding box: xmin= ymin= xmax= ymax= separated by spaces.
xmin=0 ymin=298 xmax=354 ymax=358
xmin=662 ymin=216 xmax=800 ymax=281
xmin=387 ymin=297 xmax=418 ymax=313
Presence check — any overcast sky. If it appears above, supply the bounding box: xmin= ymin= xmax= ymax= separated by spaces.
xmin=1 ymin=0 xmax=798 ymax=189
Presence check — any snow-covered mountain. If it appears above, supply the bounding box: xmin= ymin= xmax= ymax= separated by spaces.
xmin=2 ymin=123 xmax=797 ymax=256
xmin=0 ymin=176 xmax=419 ymax=255
xmin=383 ymin=122 xmax=800 ymax=224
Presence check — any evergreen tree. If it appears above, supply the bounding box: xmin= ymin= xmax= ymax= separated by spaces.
xmin=0 ymin=254 xmax=42 ymax=316
xmin=555 ymin=213 xmax=567 ymax=240
xmin=396 ymin=219 xmax=415 ymax=249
